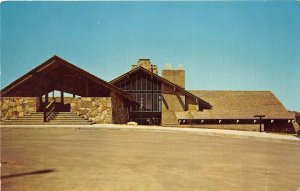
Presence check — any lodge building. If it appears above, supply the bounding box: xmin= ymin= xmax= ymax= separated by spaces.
xmin=1 ymin=56 xmax=298 ymax=133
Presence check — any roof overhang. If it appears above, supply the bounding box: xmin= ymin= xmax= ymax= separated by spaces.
xmin=1 ymin=56 xmax=133 ymax=101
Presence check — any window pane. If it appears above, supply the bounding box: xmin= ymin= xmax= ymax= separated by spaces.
xmin=122 ymin=82 xmax=126 ymax=90
xmin=147 ymin=76 xmax=152 ymax=90
xmin=126 ymin=80 xmax=131 ymax=91
xmin=137 ymin=76 xmax=141 ymax=91
xmin=136 ymin=93 xmax=140 ymax=111
xmin=153 ymin=93 xmax=158 ymax=111
xmin=157 ymin=81 xmax=161 ymax=91
xmin=141 ymin=93 xmax=146 ymax=111
xmin=141 ymin=76 xmax=146 ymax=90
xmin=152 ymin=80 xmax=156 ymax=91
xmin=137 ymin=93 xmax=141 ymax=111
xmin=158 ymin=94 xmax=162 ymax=111
xmin=146 ymin=93 xmax=152 ymax=111
xmin=132 ymin=76 xmax=137 ymax=90
xmin=131 ymin=94 xmax=136 ymax=111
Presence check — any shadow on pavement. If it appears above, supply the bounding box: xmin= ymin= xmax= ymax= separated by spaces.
xmin=1 ymin=169 xmax=55 ymax=179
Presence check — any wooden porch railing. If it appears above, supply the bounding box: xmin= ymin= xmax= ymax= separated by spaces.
xmin=44 ymin=99 xmax=55 ymax=122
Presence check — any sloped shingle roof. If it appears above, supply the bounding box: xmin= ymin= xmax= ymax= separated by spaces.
xmin=176 ymin=90 xmax=294 ymax=119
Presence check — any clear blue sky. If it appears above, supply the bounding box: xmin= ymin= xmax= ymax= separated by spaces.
xmin=1 ymin=2 xmax=300 ymax=111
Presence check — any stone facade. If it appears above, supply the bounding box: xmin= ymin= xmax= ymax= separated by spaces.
xmin=161 ymin=85 xmax=186 ymax=126
xmin=1 ymin=97 xmax=39 ymax=121
xmin=160 ymin=69 xmax=187 ymax=124
xmin=162 ymin=68 xmax=185 ymax=88
xmin=70 ymin=96 xmax=129 ymax=124
xmin=70 ymin=97 xmax=112 ymax=124
xmin=111 ymin=92 xmax=129 ymax=124
xmin=131 ymin=59 xmax=158 ymax=74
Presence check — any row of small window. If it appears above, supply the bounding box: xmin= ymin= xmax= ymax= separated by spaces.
xmin=118 ymin=75 xmax=161 ymax=91
xmin=130 ymin=93 xmax=162 ymax=112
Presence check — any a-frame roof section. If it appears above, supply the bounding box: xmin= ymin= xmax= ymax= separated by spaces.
xmin=1 ymin=55 xmax=132 ymax=100
xmin=110 ymin=66 xmax=212 ymax=109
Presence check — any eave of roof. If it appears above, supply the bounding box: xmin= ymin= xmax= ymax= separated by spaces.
xmin=110 ymin=66 xmax=212 ymax=109
xmin=1 ymin=55 xmax=133 ymax=101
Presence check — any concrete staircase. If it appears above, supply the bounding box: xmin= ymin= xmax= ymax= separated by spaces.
xmin=1 ymin=112 xmax=94 ymax=125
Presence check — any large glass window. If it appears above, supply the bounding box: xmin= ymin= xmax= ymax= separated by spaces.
xmin=118 ymin=74 xmax=161 ymax=112
xmin=129 ymin=93 xmax=161 ymax=112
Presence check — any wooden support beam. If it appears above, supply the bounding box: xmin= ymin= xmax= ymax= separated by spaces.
xmin=39 ymin=96 xmax=43 ymax=111
xmin=45 ymin=93 xmax=49 ymax=109
xmin=254 ymin=115 xmax=265 ymax=132
xmin=61 ymin=91 xmax=64 ymax=105
xmin=1 ymin=75 xmax=33 ymax=96
xmin=184 ymin=95 xmax=187 ymax=111
xmin=36 ymin=60 xmax=56 ymax=73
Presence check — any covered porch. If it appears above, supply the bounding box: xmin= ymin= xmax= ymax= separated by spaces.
xmin=0 ymin=56 xmax=132 ymax=124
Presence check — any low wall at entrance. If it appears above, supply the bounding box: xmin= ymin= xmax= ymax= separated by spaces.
xmin=70 ymin=97 xmax=113 ymax=124
xmin=1 ymin=97 xmax=39 ymax=121
xmin=111 ymin=92 xmax=129 ymax=124
xmin=70 ymin=95 xmax=129 ymax=124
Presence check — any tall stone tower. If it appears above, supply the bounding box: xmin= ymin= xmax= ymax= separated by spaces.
xmin=131 ymin=59 xmax=158 ymax=74
xmin=162 ymin=64 xmax=185 ymax=88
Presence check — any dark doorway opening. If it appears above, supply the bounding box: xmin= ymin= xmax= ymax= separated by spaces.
xmin=38 ymin=91 xmax=76 ymax=112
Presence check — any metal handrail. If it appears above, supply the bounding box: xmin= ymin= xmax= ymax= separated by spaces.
xmin=44 ymin=99 xmax=55 ymax=122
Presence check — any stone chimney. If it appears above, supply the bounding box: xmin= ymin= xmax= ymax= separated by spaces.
xmin=162 ymin=64 xmax=185 ymax=88
xmin=131 ymin=59 xmax=158 ymax=74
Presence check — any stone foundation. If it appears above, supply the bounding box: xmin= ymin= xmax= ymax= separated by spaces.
xmin=70 ymin=97 xmax=112 ymax=124
xmin=1 ymin=97 xmax=38 ymax=121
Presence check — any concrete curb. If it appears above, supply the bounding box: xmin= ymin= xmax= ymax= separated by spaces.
xmin=1 ymin=124 xmax=299 ymax=142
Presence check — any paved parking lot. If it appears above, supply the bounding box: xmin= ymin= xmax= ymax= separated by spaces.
xmin=1 ymin=127 xmax=300 ymax=191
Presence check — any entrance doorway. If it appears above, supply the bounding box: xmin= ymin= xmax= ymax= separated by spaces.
xmin=39 ymin=91 xmax=77 ymax=112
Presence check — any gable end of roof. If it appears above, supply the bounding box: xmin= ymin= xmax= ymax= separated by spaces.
xmin=110 ymin=66 xmax=212 ymax=109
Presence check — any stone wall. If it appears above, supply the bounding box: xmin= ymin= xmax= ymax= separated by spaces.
xmin=111 ymin=92 xmax=129 ymax=124
xmin=162 ymin=69 xmax=185 ymax=88
xmin=1 ymin=97 xmax=38 ymax=121
xmin=70 ymin=97 xmax=112 ymax=124
xmin=161 ymin=85 xmax=186 ymax=126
